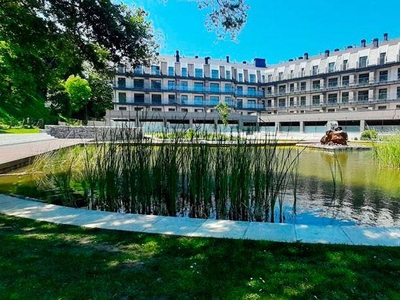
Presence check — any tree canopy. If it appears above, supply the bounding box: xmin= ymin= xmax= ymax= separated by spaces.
xmin=0 ymin=0 xmax=249 ymax=124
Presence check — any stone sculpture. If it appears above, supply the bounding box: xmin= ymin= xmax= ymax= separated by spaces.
xmin=320 ymin=121 xmax=348 ymax=145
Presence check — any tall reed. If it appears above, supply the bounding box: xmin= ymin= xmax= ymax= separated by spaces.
xmin=32 ymin=126 xmax=304 ymax=222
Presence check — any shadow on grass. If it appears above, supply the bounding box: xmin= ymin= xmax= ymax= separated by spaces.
xmin=0 ymin=214 xmax=399 ymax=299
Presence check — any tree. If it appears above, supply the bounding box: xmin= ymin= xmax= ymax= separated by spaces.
xmin=0 ymin=0 xmax=157 ymax=122
xmin=63 ymin=75 xmax=91 ymax=123
xmin=87 ymin=72 xmax=114 ymax=120
xmin=196 ymin=0 xmax=249 ymax=39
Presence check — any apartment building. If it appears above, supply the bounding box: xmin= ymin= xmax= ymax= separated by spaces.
xmin=107 ymin=33 xmax=400 ymax=133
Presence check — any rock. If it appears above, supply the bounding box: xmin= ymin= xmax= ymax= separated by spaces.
xmin=320 ymin=129 xmax=348 ymax=145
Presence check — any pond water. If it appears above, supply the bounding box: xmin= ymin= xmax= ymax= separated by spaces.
xmin=287 ymin=149 xmax=400 ymax=227
xmin=1 ymin=147 xmax=400 ymax=227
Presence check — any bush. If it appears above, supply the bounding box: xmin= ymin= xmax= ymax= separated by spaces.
xmin=361 ymin=129 xmax=378 ymax=140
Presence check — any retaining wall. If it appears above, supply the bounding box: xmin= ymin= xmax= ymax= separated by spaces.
xmin=45 ymin=125 xmax=142 ymax=140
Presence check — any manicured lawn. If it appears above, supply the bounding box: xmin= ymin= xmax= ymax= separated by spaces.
xmin=0 ymin=214 xmax=399 ymax=299
xmin=0 ymin=128 xmax=40 ymax=134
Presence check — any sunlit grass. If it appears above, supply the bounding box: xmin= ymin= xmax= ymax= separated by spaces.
xmin=0 ymin=214 xmax=399 ymax=299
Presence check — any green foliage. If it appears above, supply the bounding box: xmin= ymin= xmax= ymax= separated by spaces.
xmin=361 ymin=129 xmax=378 ymax=140
xmin=215 ymin=102 xmax=229 ymax=126
xmin=63 ymin=75 xmax=91 ymax=113
xmin=1 ymin=214 xmax=400 ymax=299
xmin=373 ymin=133 xmax=400 ymax=169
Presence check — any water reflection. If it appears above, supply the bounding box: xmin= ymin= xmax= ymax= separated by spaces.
xmin=289 ymin=149 xmax=400 ymax=226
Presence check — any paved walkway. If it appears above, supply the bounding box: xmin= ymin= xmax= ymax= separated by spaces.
xmin=0 ymin=133 xmax=90 ymax=173
xmin=1 ymin=194 xmax=399 ymax=246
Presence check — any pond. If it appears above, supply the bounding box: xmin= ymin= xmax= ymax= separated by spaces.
xmin=1 ymin=146 xmax=399 ymax=227
xmin=290 ymin=149 xmax=400 ymax=227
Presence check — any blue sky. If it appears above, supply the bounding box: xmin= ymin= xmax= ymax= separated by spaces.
xmin=130 ymin=0 xmax=400 ymax=65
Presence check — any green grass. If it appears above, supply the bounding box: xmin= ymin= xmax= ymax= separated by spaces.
xmin=1 ymin=214 xmax=399 ymax=299
xmin=0 ymin=127 xmax=40 ymax=134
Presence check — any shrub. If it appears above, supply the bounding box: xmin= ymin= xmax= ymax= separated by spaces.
xmin=361 ymin=129 xmax=378 ymax=140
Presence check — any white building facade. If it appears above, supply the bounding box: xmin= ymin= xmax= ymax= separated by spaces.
xmin=108 ymin=34 xmax=400 ymax=133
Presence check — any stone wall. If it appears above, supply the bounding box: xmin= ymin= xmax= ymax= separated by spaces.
xmin=45 ymin=125 xmax=142 ymax=140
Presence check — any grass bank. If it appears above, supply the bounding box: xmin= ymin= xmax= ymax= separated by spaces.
xmin=0 ymin=214 xmax=399 ymax=299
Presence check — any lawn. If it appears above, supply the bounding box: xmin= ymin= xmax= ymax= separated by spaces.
xmin=0 ymin=214 xmax=399 ymax=299
xmin=0 ymin=128 xmax=40 ymax=134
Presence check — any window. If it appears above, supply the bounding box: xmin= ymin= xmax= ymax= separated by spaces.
xmin=379 ymin=70 xmax=388 ymax=82
xmin=342 ymin=59 xmax=348 ymax=71
xmin=357 ymin=90 xmax=369 ymax=101
xmin=210 ymin=96 xmax=219 ymax=105
xmin=134 ymin=94 xmax=144 ymax=103
xmin=168 ymin=94 xmax=176 ymax=104
xmin=301 ymin=68 xmax=305 ymax=76
xmin=118 ymin=92 xmax=126 ymax=103
xmin=378 ymin=88 xmax=387 ymax=100
xmin=289 ymin=83 xmax=295 ymax=92
xmin=226 ymin=70 xmax=231 ymax=79
xmin=152 ymin=94 xmax=162 ymax=104
xmin=151 ymin=80 xmax=161 ymax=89
xmin=211 ymin=69 xmax=219 ymax=79
xmin=312 ymin=65 xmax=318 ymax=75
xmin=237 ymin=86 xmax=243 ymax=95
xmin=248 ymin=87 xmax=256 ymax=96
xmin=312 ymin=95 xmax=320 ymax=105
xmin=238 ymin=73 xmax=243 ymax=82
xmin=119 ymin=107 xmax=127 ymax=111
xmin=194 ymin=82 xmax=203 ymax=92
xmin=151 ymin=65 xmax=160 ymax=75
xmin=300 ymin=96 xmax=306 ymax=106
xmin=342 ymin=76 xmax=349 ymax=86
xmin=249 ymin=74 xmax=256 ymax=83
xmin=328 ymin=62 xmax=335 ymax=73
xmin=379 ymin=53 xmax=386 ymax=65
xmin=117 ymin=64 xmax=125 ymax=73
xmin=181 ymin=81 xmax=188 ymax=90
xmin=168 ymin=66 xmax=174 ymax=76
xmin=195 ymin=68 xmax=203 ymax=78
xmin=225 ymin=83 xmax=232 ymax=92
xmin=268 ymin=74 xmax=272 ymax=82
xmin=278 ymin=85 xmax=286 ymax=94
xmin=248 ymin=100 xmax=256 ymax=108
xmin=134 ymin=79 xmax=144 ymax=88
xmin=194 ymin=96 xmax=203 ymax=105
xmin=210 ymin=83 xmax=219 ymax=92
xmin=168 ymin=80 xmax=175 ymax=90
xmin=266 ymin=87 xmax=272 ymax=95
xmin=398 ymin=68 xmax=400 ymax=80
xmin=181 ymin=67 xmax=188 ymax=77
xmin=225 ymin=96 xmax=233 ymax=106
xmin=342 ymin=92 xmax=349 ymax=103
xmin=278 ymin=72 xmax=283 ymax=80
xmin=328 ymin=78 xmax=338 ymax=87
xmin=181 ymin=95 xmax=188 ymax=104
xmin=267 ymin=100 xmax=272 ymax=107
xmin=359 ymin=56 xmax=367 ymax=68
xmin=289 ymin=97 xmax=294 ymax=106
xmin=134 ymin=66 xmax=142 ymax=74
xmin=397 ymin=87 xmax=400 ymax=98
xmin=278 ymin=98 xmax=285 ymax=107
xmin=300 ymin=82 xmax=306 ymax=91
xmin=327 ymin=93 xmax=337 ymax=104
xmin=117 ymin=77 xmax=126 ymax=88
xmin=358 ymin=73 xmax=369 ymax=84
xmin=312 ymin=80 xmax=320 ymax=90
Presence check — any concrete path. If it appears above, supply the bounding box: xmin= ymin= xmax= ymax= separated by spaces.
xmin=0 ymin=133 xmax=91 ymax=173
xmin=1 ymin=194 xmax=399 ymax=246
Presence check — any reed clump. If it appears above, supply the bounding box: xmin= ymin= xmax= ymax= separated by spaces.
xmin=32 ymin=127 xmax=303 ymax=222
xmin=372 ymin=132 xmax=400 ymax=169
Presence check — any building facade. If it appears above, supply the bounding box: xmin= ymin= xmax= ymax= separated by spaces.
xmin=108 ymin=34 xmax=400 ymax=134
